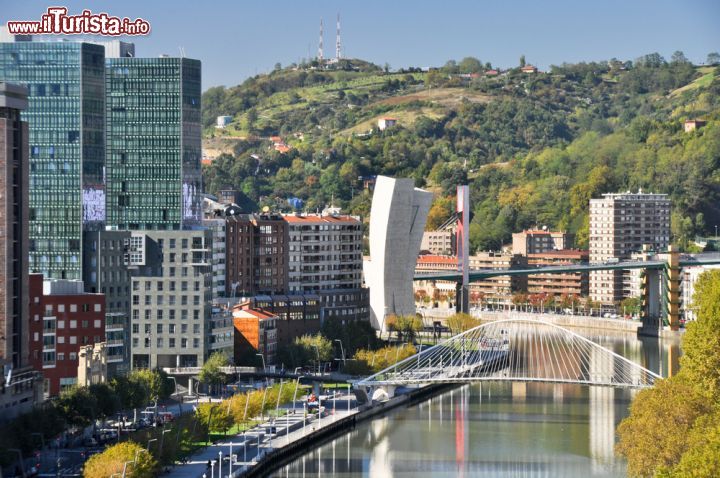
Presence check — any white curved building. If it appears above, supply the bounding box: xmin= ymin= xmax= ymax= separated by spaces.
xmin=364 ymin=176 xmax=433 ymax=333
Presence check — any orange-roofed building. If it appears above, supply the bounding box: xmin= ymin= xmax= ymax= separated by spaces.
xmin=232 ymin=307 xmax=278 ymax=366
xmin=521 ymin=65 xmax=538 ymax=73
xmin=377 ymin=117 xmax=397 ymax=131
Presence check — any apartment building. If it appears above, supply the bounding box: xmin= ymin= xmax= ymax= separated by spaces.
xmin=526 ymin=250 xmax=589 ymax=297
xmin=589 ymin=191 xmax=670 ymax=304
xmin=0 ymin=83 xmax=40 ymax=419
xmin=512 ymin=229 xmax=573 ymax=255
xmin=286 ymin=212 xmax=368 ymax=322
xmin=28 ymin=275 xmax=105 ymax=397
xmin=420 ymin=230 xmax=456 ymax=255
xmin=127 ymin=230 xmax=212 ymax=369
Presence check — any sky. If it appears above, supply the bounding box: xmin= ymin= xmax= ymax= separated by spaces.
xmin=3 ymin=0 xmax=720 ymax=89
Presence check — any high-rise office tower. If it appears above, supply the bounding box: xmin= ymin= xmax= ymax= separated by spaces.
xmin=589 ymin=191 xmax=671 ymax=304
xmin=105 ymin=57 xmax=202 ymax=230
xmin=0 ymin=82 xmax=40 ymax=418
xmin=0 ymin=40 xmax=106 ymax=280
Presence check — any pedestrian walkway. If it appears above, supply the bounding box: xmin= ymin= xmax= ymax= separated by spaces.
xmin=166 ymin=394 xmax=357 ymax=478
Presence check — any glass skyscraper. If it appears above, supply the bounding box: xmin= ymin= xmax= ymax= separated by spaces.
xmin=0 ymin=41 xmax=105 ymax=280
xmin=105 ymin=57 xmax=202 ymax=230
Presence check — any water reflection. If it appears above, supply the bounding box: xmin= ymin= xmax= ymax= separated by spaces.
xmin=273 ymin=335 xmax=678 ymax=478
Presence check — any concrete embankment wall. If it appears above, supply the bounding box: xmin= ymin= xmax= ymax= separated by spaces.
xmin=240 ymin=384 xmax=454 ymax=477
xmin=473 ymin=311 xmax=641 ymax=333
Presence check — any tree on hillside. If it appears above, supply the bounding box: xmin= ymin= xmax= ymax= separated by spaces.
xmin=670 ymin=50 xmax=690 ymax=65
xmin=707 ymin=52 xmax=720 ymax=65
xmin=636 ymin=52 xmax=666 ymax=67
xmin=519 ymin=55 xmax=526 ymax=67
xmin=425 ymin=195 xmax=455 ymax=231
xmin=459 ymin=57 xmax=483 ymax=73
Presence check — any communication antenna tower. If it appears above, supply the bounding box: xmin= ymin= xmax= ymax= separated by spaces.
xmin=335 ymin=13 xmax=341 ymax=60
xmin=318 ymin=19 xmax=324 ymax=61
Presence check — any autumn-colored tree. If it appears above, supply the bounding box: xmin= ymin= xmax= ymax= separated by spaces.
xmin=670 ymin=408 xmax=720 ymax=478
xmin=446 ymin=313 xmax=480 ymax=334
xmin=83 ymin=441 xmax=156 ymax=478
xmin=680 ymin=270 xmax=720 ymax=399
xmin=616 ymin=377 xmax=710 ymax=477
xmin=425 ymin=195 xmax=454 ymax=231
xmin=616 ymin=270 xmax=720 ymax=477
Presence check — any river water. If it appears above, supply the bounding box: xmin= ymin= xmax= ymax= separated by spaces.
xmin=273 ymin=331 xmax=679 ymax=477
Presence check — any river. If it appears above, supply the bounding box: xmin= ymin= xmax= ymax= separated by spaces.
xmin=272 ymin=331 xmax=680 ymax=477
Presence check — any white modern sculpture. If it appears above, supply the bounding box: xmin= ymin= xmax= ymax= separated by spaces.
xmin=364 ymin=176 xmax=433 ymax=333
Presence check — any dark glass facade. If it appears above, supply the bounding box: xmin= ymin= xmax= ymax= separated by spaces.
xmin=0 ymin=42 xmax=105 ymax=280
xmin=105 ymin=57 xmax=201 ymax=231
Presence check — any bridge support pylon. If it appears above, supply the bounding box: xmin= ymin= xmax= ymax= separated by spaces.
xmin=659 ymin=246 xmax=681 ymax=331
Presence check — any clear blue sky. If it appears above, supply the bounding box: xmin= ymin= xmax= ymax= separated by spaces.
xmin=4 ymin=0 xmax=719 ymax=89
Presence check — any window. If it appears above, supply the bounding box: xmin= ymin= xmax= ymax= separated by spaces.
xmin=157 ymin=324 xmax=163 ymax=333
xmin=69 ymin=336 xmax=77 ymax=344
xmin=58 ymin=336 xmax=65 ymax=344
xmin=70 ymin=320 xmax=77 ymax=329
xmin=69 ymin=352 xmax=77 ymax=360
xmin=169 ymin=338 xmax=175 ymax=348
xmin=58 ymin=304 xmax=65 ymax=313
xmin=94 ymin=304 xmax=101 ymax=312
xmin=181 ymin=338 xmax=188 ymax=348
xmin=169 ymin=324 xmax=176 ymax=333
xmin=132 ymin=324 xmax=139 ymax=333
xmin=70 ymin=304 xmax=77 ymax=312
xmin=81 ymin=320 xmax=88 ymax=328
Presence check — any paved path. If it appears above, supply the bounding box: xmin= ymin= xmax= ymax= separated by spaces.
xmin=167 ymin=394 xmax=357 ymax=478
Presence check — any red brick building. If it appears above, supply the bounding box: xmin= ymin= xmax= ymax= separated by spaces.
xmin=232 ymin=307 xmax=278 ymax=367
xmin=225 ymin=213 xmax=289 ymax=297
xmin=28 ymin=274 xmax=106 ymax=397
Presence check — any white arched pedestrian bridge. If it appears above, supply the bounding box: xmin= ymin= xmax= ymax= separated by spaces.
xmin=356 ymin=319 xmax=661 ymax=389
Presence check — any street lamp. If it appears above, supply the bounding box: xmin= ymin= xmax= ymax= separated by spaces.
xmin=159 ymin=429 xmax=172 ymax=461
xmin=334 ymin=339 xmax=346 ymax=366
xmin=218 ymin=451 xmax=223 ymax=478
xmin=146 ymin=438 xmax=157 ymax=452
xmin=256 ymin=353 xmax=266 ymax=374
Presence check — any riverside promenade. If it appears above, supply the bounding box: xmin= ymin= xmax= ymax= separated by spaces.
xmin=167 ymin=393 xmax=358 ymax=478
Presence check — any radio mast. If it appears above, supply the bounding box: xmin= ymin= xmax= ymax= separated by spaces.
xmin=318 ymin=18 xmax=324 ymax=61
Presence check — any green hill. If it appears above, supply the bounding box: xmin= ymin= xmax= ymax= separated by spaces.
xmin=202 ymin=55 xmax=720 ymax=251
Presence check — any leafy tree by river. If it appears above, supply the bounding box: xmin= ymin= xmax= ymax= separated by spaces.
xmin=616 ymin=270 xmax=720 ymax=477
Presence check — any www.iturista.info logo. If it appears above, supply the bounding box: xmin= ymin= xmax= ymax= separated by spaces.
xmin=7 ymin=7 xmax=151 ymax=36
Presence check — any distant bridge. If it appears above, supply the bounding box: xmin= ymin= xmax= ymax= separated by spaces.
xmin=413 ymin=256 xmax=720 ymax=282
xmin=356 ymin=318 xmax=661 ymax=389
xmin=413 ymin=253 xmax=720 ymax=332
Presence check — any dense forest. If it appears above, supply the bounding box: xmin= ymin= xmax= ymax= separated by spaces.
xmin=202 ymin=52 xmax=720 ymax=251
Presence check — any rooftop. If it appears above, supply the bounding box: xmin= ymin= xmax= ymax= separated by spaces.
xmin=283 ymin=214 xmax=360 ymax=224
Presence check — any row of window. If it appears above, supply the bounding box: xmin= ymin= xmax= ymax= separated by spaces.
xmin=131 ymin=309 xmax=202 ymax=321
xmin=132 ymin=337 xmax=200 ymax=349
xmin=133 ymin=323 xmax=201 ymax=334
